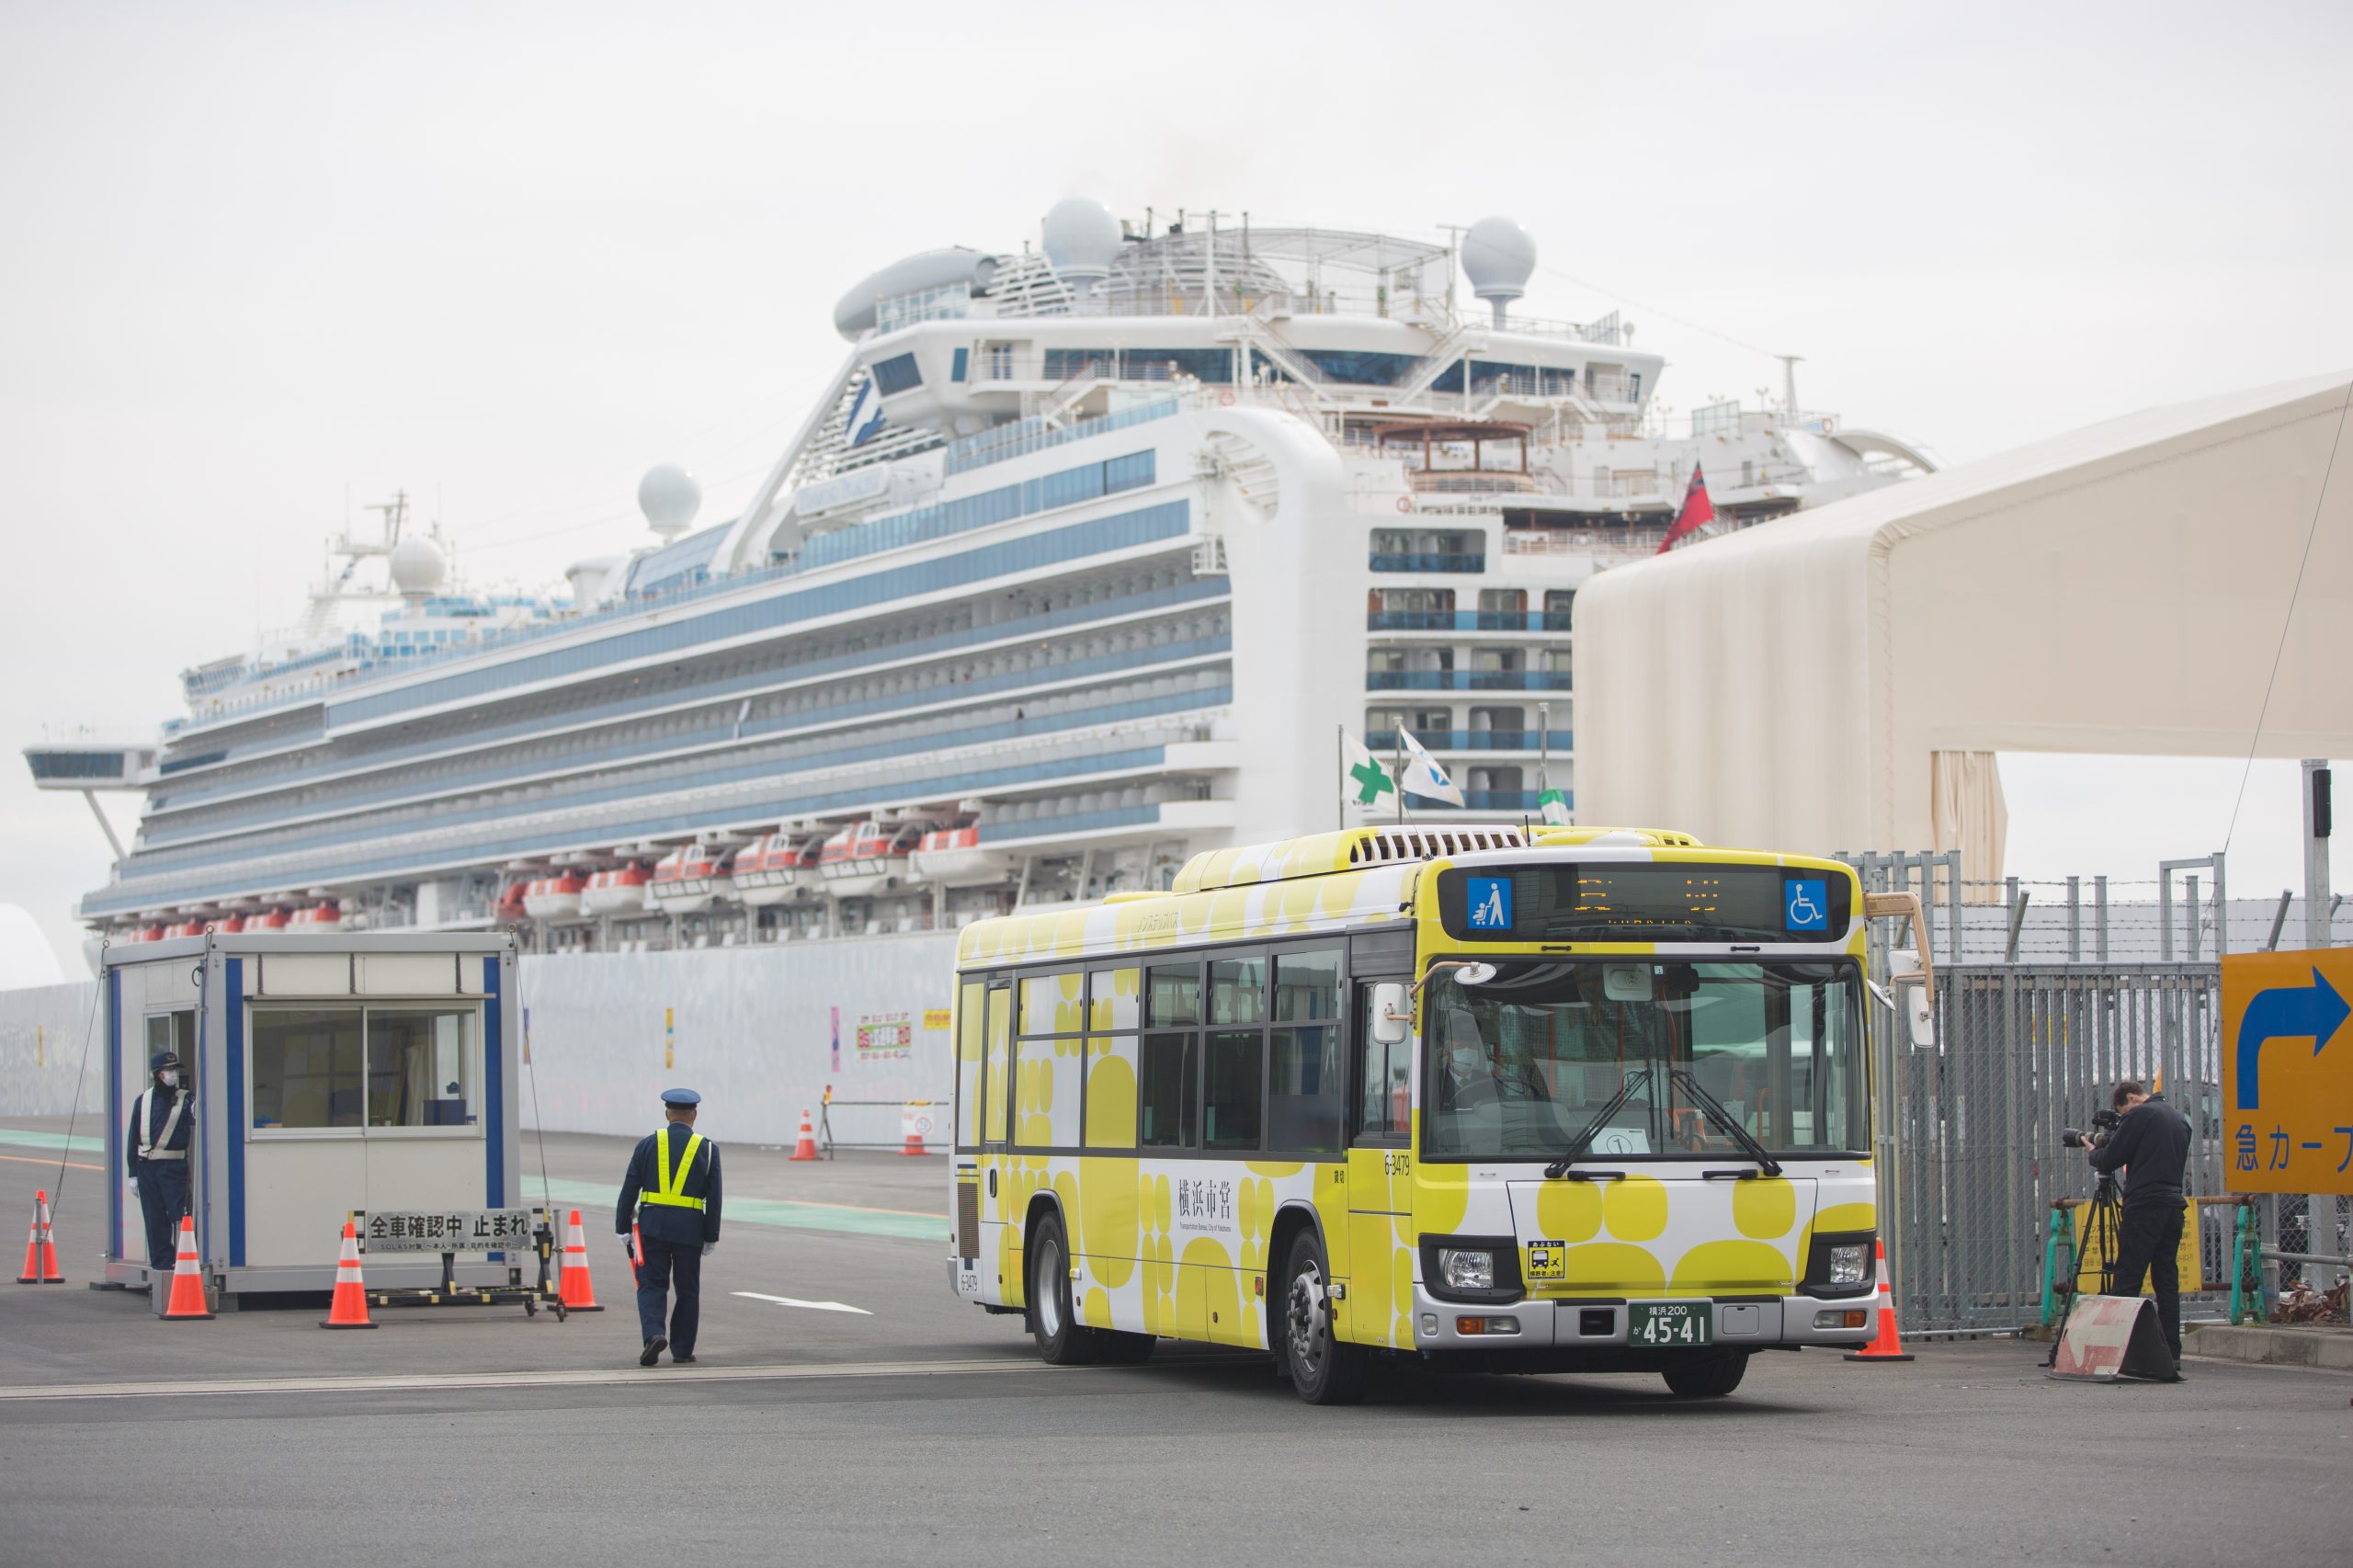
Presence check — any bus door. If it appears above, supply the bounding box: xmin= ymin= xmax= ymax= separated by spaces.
xmin=1344 ymin=979 xmax=1413 ymax=1347
xmin=978 ymin=981 xmax=1020 ymax=1308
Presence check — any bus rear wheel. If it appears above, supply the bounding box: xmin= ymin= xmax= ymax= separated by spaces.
xmin=1028 ymin=1212 xmax=1098 ymax=1365
xmin=1661 ymin=1349 xmax=1749 ymax=1397
xmin=1281 ymin=1231 xmax=1367 ymax=1405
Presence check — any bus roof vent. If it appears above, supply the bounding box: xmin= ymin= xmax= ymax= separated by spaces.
xmin=1345 ymin=824 xmax=1531 ymax=867
xmin=1171 ymin=824 xmax=1531 ymax=893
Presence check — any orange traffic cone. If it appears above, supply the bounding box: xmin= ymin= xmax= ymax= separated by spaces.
xmin=161 ymin=1215 xmax=213 ymax=1321
xmin=16 ymin=1190 xmax=63 ymax=1283
xmin=898 ymin=1104 xmax=929 ymax=1157
xmin=319 ymin=1219 xmax=377 ymax=1329
xmin=1844 ymin=1238 xmax=1914 ymax=1362
xmin=790 ymin=1108 xmax=819 ymax=1162
xmin=558 ymin=1209 xmax=603 ymax=1311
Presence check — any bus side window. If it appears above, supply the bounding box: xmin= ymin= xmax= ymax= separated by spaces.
xmin=1354 ymin=981 xmax=1406 ymax=1142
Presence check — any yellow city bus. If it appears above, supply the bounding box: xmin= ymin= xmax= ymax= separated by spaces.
xmin=945 ymin=824 xmax=1933 ymax=1403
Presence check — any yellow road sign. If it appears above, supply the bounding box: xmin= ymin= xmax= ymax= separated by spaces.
xmin=2073 ymin=1200 xmax=2202 ymax=1294
xmin=2221 ymin=949 xmax=2353 ymax=1196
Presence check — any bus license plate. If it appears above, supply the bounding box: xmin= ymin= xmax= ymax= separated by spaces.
xmin=1630 ymin=1302 xmax=1712 ymax=1346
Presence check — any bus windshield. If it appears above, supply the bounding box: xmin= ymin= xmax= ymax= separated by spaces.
xmin=1421 ymin=959 xmax=1867 ymax=1160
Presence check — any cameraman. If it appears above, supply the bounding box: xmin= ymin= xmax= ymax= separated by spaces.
xmin=2085 ymin=1078 xmax=2193 ymax=1369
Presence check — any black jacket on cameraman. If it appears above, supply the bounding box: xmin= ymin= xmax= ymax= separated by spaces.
xmin=2088 ymin=1093 xmax=2191 ymax=1210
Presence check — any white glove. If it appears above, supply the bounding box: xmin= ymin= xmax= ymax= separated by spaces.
xmin=702 ymin=1242 xmax=714 ymax=1257
xmin=128 ymin=1177 xmax=139 ymax=1194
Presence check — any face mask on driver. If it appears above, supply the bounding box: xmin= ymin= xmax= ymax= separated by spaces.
xmin=1449 ymin=1046 xmax=1483 ymax=1074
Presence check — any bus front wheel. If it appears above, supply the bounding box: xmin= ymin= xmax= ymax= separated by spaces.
xmin=1661 ymin=1349 xmax=1749 ymax=1397
xmin=1281 ymin=1232 xmax=1367 ymax=1405
xmin=1028 ymin=1212 xmax=1098 ymax=1365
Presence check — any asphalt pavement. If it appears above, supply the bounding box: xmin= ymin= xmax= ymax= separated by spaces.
xmin=0 ymin=1119 xmax=2346 ymax=1566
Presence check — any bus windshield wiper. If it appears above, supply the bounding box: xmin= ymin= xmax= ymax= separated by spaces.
xmin=1667 ymin=1069 xmax=1783 ymax=1176
xmin=1545 ymin=1068 xmax=1651 ymax=1179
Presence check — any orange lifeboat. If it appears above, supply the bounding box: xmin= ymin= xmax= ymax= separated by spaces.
xmin=816 ymin=822 xmax=920 ymax=897
xmin=253 ymin=909 xmax=290 ymax=931
xmin=521 ymin=872 xmax=586 ymax=921
xmin=908 ymin=825 xmax=1012 ymax=888
xmin=288 ymin=902 xmax=343 ymax=934
xmin=649 ymin=846 xmax=722 ymax=914
xmin=582 ymin=864 xmax=652 ymax=916
xmin=734 ymin=834 xmax=815 ymax=907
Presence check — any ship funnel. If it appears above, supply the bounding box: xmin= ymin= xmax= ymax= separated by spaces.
xmin=1461 ymin=215 xmax=1538 ymax=328
xmin=637 ymin=464 xmax=701 ymax=541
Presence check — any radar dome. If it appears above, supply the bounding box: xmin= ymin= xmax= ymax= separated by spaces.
xmin=637 ymin=463 xmax=701 ymax=540
xmin=1461 ymin=215 xmax=1538 ymax=324
xmin=1041 ymin=197 xmax=1121 ymax=282
xmin=387 ymin=534 xmax=448 ymax=597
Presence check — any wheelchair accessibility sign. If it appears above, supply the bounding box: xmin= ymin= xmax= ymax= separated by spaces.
xmin=1784 ymin=879 xmax=1828 ymax=932
xmin=1467 ymin=877 xmax=1513 ymax=931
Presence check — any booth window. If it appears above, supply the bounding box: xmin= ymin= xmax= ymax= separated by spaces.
xmin=366 ymin=1008 xmax=478 ymax=1128
xmin=249 ymin=1005 xmax=479 ymax=1134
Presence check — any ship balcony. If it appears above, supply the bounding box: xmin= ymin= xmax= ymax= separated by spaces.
xmin=1367 ymin=610 xmax=1573 ymax=633
xmin=1364 ymin=729 xmax=1572 ymax=755
xmin=1368 ymin=551 xmax=1485 ymax=574
xmin=1365 ymin=670 xmax=1572 ymax=692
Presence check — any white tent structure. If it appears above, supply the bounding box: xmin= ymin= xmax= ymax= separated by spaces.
xmin=1574 ymin=370 xmax=2353 ymax=883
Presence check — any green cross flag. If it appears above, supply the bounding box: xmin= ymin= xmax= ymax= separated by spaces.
xmin=1540 ymin=789 xmax=1571 ymax=825
xmin=1342 ymin=732 xmax=1396 ymax=808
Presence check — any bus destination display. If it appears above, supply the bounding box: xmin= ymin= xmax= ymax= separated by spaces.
xmin=1435 ymin=863 xmax=1851 ymax=944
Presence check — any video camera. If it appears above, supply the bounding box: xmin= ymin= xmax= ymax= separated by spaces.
xmin=2060 ymin=1106 xmax=2122 ymax=1150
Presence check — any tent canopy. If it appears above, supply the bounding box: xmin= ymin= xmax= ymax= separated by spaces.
xmin=1574 ymin=370 xmax=2353 ymax=880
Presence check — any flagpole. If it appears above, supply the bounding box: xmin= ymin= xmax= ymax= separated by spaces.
xmin=1394 ymin=730 xmax=1406 ymax=825
xmin=1336 ymin=724 xmax=1343 ymax=833
xmin=1538 ymin=700 xmax=1549 ymax=802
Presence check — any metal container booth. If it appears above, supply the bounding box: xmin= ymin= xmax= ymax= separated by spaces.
xmin=101 ymin=932 xmax=521 ymax=1303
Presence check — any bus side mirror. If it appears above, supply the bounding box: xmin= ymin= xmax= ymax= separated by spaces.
xmin=1370 ymin=982 xmax=1409 ymax=1048
xmin=1889 ymin=948 xmax=1935 ymax=1049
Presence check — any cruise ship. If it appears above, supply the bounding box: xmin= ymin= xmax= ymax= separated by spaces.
xmin=29 ymin=200 xmax=1935 ymax=958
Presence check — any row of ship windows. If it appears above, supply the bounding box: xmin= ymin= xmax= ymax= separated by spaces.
xmin=151 ymin=572 xmax=1220 ymax=813
xmin=798 ymin=450 xmax=1154 ymax=571
xmin=145 ymin=616 xmax=1232 ymax=843
xmin=948 ymin=347 xmax=1635 ymax=396
xmin=126 ymin=670 xmax=1233 ymax=875
xmin=99 ymin=735 xmax=1213 ymax=915
xmin=325 ymin=501 xmax=1194 ymax=729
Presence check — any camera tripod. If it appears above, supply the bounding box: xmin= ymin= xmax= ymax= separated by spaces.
xmin=2041 ymin=1170 xmax=2122 ymax=1367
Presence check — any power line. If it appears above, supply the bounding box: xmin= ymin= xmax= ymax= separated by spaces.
xmin=1533 ymin=263 xmax=1783 ymax=363
xmin=2223 ymin=378 xmax=2350 ymax=851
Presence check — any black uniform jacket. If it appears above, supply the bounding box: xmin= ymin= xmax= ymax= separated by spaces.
xmin=2089 ymin=1094 xmax=2192 ymax=1210
xmin=617 ymin=1123 xmax=723 ymax=1246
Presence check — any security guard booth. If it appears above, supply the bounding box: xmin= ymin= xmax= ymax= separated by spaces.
xmin=100 ymin=931 xmax=522 ymax=1305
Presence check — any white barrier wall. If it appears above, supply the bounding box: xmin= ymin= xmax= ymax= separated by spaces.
xmin=514 ymin=935 xmax=961 ymax=1146
xmin=0 ymin=981 xmax=103 ymax=1118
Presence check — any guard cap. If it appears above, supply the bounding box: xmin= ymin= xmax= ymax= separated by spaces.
xmin=150 ymin=1051 xmax=182 ymax=1074
xmin=660 ymin=1087 xmax=701 ymax=1108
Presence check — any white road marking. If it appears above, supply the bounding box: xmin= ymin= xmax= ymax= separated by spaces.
xmin=0 ymin=1357 xmax=1051 ymax=1403
xmin=733 ymin=1291 xmax=873 ymax=1315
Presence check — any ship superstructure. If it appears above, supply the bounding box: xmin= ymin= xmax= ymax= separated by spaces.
xmin=33 ymin=200 xmax=1934 ymax=955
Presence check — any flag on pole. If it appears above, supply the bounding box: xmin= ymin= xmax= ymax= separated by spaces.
xmin=1656 ymin=462 xmax=1717 ymax=553
xmin=1539 ymin=789 xmax=1571 ymax=825
xmin=1399 ymin=732 xmax=1466 ymax=807
xmin=1341 ymin=732 xmax=1397 ymax=810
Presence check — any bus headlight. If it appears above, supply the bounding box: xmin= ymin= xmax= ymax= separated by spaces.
xmin=1439 ymin=1248 xmax=1495 ymax=1291
xmin=1827 ymin=1243 xmax=1870 ymax=1289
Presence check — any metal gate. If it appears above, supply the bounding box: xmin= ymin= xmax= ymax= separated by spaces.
xmin=1881 ymin=963 xmax=2225 ymax=1334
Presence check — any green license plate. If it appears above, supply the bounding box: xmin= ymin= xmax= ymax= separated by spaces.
xmin=1630 ymin=1301 xmax=1713 ymax=1346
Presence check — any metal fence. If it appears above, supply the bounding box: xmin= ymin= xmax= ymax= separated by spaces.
xmin=1881 ymin=963 xmax=2234 ymax=1334
xmin=1844 ymin=850 xmax=2268 ymax=1335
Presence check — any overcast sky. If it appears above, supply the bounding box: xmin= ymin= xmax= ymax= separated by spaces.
xmin=2 ymin=1 xmax=2346 ymax=980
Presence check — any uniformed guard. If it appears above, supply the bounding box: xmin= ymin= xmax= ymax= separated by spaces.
xmin=125 ymin=1051 xmax=194 ymax=1271
xmin=616 ymin=1087 xmax=722 ymax=1366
